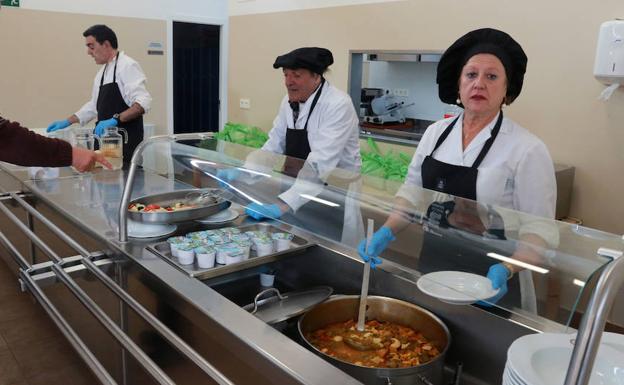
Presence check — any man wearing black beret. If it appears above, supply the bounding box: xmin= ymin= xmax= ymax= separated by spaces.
xmin=241 ymin=47 xmax=362 ymax=225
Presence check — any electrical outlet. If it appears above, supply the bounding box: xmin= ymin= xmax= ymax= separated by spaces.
xmin=393 ymin=89 xmax=409 ymax=97
xmin=239 ymin=98 xmax=251 ymax=109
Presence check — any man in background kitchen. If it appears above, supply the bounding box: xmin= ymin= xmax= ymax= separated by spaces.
xmin=1 ymin=116 xmax=110 ymax=171
xmin=226 ymin=47 xmax=361 ymax=218
xmin=358 ymin=28 xmax=557 ymax=309
xmin=46 ymin=24 xmax=152 ymax=167
xmin=217 ymin=47 xmax=363 ymax=244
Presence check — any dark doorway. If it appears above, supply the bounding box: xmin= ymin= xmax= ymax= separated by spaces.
xmin=173 ymin=22 xmax=220 ymax=134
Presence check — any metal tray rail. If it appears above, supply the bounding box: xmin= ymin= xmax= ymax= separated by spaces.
xmin=0 ymin=191 xmax=235 ymax=385
xmin=146 ymin=222 xmax=314 ymax=280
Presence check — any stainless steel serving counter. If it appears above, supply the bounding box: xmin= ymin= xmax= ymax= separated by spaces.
xmin=0 ymin=164 xmax=363 ymax=384
xmin=0 ymin=160 xmax=620 ymax=385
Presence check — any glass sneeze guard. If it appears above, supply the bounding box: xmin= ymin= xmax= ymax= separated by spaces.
xmin=121 ymin=135 xmax=622 ymax=334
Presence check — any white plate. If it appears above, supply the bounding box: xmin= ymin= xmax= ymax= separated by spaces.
xmin=195 ymin=208 xmax=239 ymax=224
xmin=127 ymin=220 xmax=177 ymax=238
xmin=503 ymin=364 xmax=521 ymax=385
xmin=508 ymin=332 xmax=624 ymax=385
xmin=416 ymin=271 xmax=499 ymax=305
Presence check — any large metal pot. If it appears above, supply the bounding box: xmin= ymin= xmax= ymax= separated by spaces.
xmin=298 ymin=295 xmax=450 ymax=385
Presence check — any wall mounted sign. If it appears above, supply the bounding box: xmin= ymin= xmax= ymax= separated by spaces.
xmin=147 ymin=42 xmax=164 ymax=56
xmin=0 ymin=0 xmax=20 ymax=7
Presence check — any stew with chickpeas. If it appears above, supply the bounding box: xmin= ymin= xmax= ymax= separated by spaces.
xmin=306 ymin=319 xmax=441 ymax=368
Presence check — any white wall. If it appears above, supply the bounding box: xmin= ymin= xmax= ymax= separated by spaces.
xmin=229 ymin=0 xmax=403 ymax=16
xmin=21 ymin=0 xmax=227 ymax=21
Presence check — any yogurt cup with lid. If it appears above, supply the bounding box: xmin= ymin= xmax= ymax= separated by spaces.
xmin=195 ymin=246 xmax=216 ymax=268
xmin=271 ymin=232 xmax=294 ymax=252
xmin=176 ymin=243 xmax=195 ymax=265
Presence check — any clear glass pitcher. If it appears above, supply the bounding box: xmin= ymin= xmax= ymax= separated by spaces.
xmin=100 ymin=127 xmax=128 ymax=170
xmin=73 ymin=128 xmax=100 ymax=152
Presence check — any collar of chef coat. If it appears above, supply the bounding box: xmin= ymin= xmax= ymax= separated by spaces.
xmin=448 ymin=111 xmax=510 ymax=162
xmin=290 ymin=80 xmax=328 ymax=130
xmin=101 ymin=51 xmax=123 ymax=78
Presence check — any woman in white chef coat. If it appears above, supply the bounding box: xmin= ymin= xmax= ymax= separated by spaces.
xmin=359 ymin=28 xmax=556 ymax=307
xmin=233 ymin=47 xmax=363 ymax=244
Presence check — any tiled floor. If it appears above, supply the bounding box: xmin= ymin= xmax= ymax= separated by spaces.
xmin=0 ymin=260 xmax=96 ymax=385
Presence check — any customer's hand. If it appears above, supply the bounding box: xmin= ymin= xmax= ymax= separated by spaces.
xmin=245 ymin=203 xmax=283 ymax=220
xmin=477 ymin=263 xmax=510 ymax=306
xmin=357 ymin=226 xmax=396 ymax=269
xmin=94 ymin=117 xmax=118 ymax=137
xmin=72 ymin=147 xmax=112 ymax=172
xmin=216 ymin=168 xmax=240 ymax=187
xmin=46 ymin=119 xmax=71 ymax=133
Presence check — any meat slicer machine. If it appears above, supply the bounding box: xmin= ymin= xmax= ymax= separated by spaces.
xmin=361 ymin=89 xmax=415 ymax=124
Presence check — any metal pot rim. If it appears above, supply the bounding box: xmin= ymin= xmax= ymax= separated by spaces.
xmin=297 ymin=294 xmax=451 ymax=372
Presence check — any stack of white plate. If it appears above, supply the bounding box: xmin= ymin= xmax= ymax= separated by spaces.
xmin=127 ymin=219 xmax=177 ymax=238
xmin=504 ymin=332 xmax=624 ymax=385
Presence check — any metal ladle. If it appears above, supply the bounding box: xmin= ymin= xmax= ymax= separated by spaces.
xmin=357 ymin=219 xmax=375 ymax=332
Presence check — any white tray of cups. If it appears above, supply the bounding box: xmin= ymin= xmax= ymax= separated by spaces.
xmin=146 ymin=223 xmax=312 ymax=280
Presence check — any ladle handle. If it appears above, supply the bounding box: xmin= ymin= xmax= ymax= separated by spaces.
xmin=357 ymin=219 xmax=374 ymax=331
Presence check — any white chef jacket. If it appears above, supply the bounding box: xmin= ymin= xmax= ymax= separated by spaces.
xmin=396 ymin=112 xmax=557 ymax=314
xmin=397 ymin=112 xmax=556 ymax=220
xmin=262 ymin=81 xmax=362 ymax=211
xmin=74 ymin=51 xmax=152 ymax=125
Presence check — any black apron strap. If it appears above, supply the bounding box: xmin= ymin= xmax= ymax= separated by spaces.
xmin=99 ymin=52 xmax=120 ymax=87
xmin=472 ymin=111 xmax=504 ymax=168
xmin=302 ymin=78 xmax=325 ymax=130
xmin=112 ymin=52 xmax=119 ymax=83
xmin=429 ymin=111 xmax=504 ymax=169
xmin=430 ymin=115 xmax=460 ymax=156
xmin=100 ymin=64 xmax=107 ymax=87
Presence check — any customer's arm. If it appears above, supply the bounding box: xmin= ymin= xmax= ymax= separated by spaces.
xmin=0 ymin=117 xmax=110 ymax=170
xmin=0 ymin=117 xmax=72 ymax=167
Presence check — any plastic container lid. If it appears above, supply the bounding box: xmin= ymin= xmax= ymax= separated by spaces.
xmin=242 ymin=286 xmax=333 ymax=324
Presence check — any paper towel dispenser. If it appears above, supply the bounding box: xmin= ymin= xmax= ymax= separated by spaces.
xmin=593 ymin=20 xmax=624 ymax=84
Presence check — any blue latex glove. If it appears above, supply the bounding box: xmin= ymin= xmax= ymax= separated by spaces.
xmin=216 ymin=168 xmax=240 ymax=187
xmin=94 ymin=117 xmax=119 ymax=137
xmin=245 ymin=203 xmax=282 ymax=220
xmin=477 ymin=263 xmax=509 ymax=306
xmin=46 ymin=119 xmax=71 ymax=133
xmin=357 ymin=226 xmax=396 ymax=269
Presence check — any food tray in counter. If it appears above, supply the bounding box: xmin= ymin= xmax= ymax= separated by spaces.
xmin=128 ymin=188 xmax=232 ymax=224
xmin=145 ymin=223 xmax=313 ymax=280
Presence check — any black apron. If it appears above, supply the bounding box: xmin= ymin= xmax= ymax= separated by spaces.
xmin=96 ymin=52 xmax=144 ymax=167
xmin=282 ymin=78 xmax=325 ymax=177
xmin=418 ymin=112 xmax=521 ymax=307
xmin=279 ymin=79 xmax=348 ymax=242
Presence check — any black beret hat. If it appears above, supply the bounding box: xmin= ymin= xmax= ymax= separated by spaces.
xmin=437 ymin=28 xmax=528 ymax=105
xmin=273 ymin=47 xmax=334 ymax=74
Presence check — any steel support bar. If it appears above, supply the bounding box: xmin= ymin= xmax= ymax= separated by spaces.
xmin=20 ymin=270 xmax=119 ymax=385
xmin=564 ymin=255 xmax=624 ymax=385
xmin=9 ymin=185 xmax=234 ymax=385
